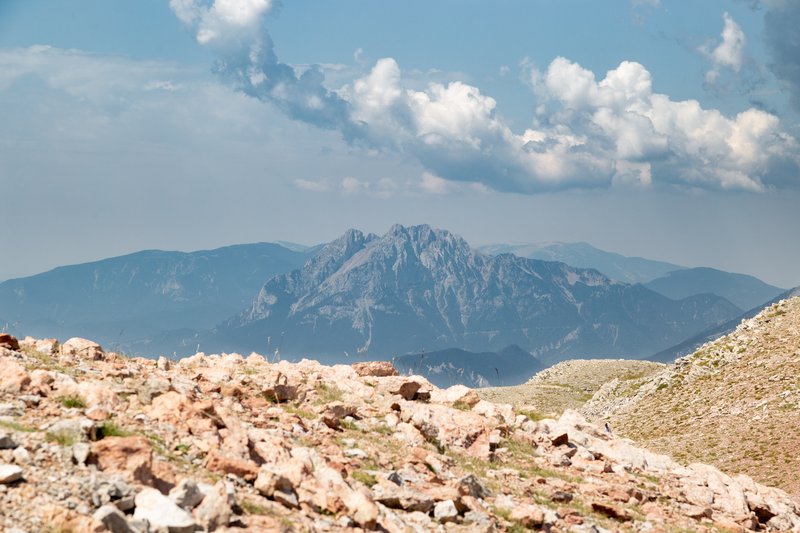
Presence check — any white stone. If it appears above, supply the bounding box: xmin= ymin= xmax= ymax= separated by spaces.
xmin=0 ymin=464 xmax=23 ymax=484
xmin=133 ymin=487 xmax=197 ymax=533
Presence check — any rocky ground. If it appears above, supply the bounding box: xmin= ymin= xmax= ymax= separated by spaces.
xmin=584 ymin=296 xmax=800 ymax=501
xmin=1 ymin=332 xmax=800 ymax=532
xmin=478 ymin=360 xmax=664 ymax=415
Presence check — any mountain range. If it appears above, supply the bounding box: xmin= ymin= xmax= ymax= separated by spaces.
xmin=208 ymin=225 xmax=741 ymax=363
xmin=0 ymin=243 xmax=311 ymax=350
xmin=2 ymin=225 xmax=789 ymax=367
xmin=478 ymin=241 xmax=684 ymax=284
xmin=392 ymin=345 xmax=543 ymax=388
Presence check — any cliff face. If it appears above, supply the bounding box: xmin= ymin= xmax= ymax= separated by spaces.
xmin=585 ymin=296 xmax=800 ymax=500
xmin=2 ymin=333 xmax=800 ymax=532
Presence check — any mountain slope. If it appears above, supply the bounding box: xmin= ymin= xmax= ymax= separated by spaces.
xmin=644 ymin=267 xmax=785 ymax=310
xmin=648 ymin=286 xmax=800 ymax=363
xmin=584 ymin=296 xmax=800 ymax=498
xmin=0 ymin=243 xmax=310 ymax=348
xmin=478 ymin=241 xmax=684 ymax=283
xmin=210 ymin=224 xmax=741 ymax=362
xmin=393 ymin=345 xmax=543 ymax=388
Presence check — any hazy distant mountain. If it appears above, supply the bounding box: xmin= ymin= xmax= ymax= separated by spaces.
xmin=0 ymin=243 xmax=310 ymax=348
xmin=209 ymin=224 xmax=741 ymax=362
xmin=648 ymin=286 xmax=800 ymax=363
xmin=478 ymin=242 xmax=684 ymax=284
xmin=393 ymin=345 xmax=543 ymax=388
xmin=643 ymin=267 xmax=784 ymax=311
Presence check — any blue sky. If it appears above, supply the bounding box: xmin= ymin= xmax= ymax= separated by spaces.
xmin=1 ymin=0 xmax=799 ymax=287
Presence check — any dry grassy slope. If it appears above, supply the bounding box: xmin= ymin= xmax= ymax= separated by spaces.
xmin=587 ymin=296 xmax=800 ymax=498
xmin=478 ymin=359 xmax=664 ymax=415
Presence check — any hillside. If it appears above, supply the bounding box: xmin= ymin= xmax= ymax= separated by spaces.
xmin=584 ymin=296 xmax=800 ymax=498
xmin=0 ymin=244 xmax=310 ymax=351
xmin=478 ymin=359 xmax=665 ymax=416
xmin=478 ymin=242 xmax=685 ymax=284
xmin=211 ymin=224 xmax=740 ymax=362
xmin=644 ymin=267 xmax=785 ymax=311
xmin=649 ymin=286 xmax=800 ymax=363
xmin=2 ymin=334 xmax=800 ymax=531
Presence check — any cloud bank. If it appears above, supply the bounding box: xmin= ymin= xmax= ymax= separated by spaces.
xmin=170 ymin=0 xmax=800 ymax=194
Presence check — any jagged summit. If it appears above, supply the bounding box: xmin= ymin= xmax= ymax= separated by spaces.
xmin=213 ymin=225 xmax=740 ymax=361
xmin=2 ymin=333 xmax=800 ymax=531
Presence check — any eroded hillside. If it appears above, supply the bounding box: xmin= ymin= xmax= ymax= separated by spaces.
xmin=1 ymin=334 xmax=799 ymax=531
xmin=585 ymin=297 xmax=800 ymax=499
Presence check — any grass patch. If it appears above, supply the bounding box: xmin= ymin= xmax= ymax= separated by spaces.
xmin=314 ymin=382 xmax=344 ymax=404
xmin=0 ymin=419 xmax=36 ymax=432
xmin=57 ymin=395 xmax=86 ymax=409
xmin=98 ymin=422 xmax=132 ymax=438
xmin=240 ymin=499 xmax=271 ymax=515
xmin=518 ymin=409 xmax=546 ymax=422
xmin=351 ymin=470 xmax=378 ymax=487
xmin=45 ymin=431 xmax=77 ymax=447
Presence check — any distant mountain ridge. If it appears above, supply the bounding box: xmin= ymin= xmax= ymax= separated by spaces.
xmin=393 ymin=345 xmax=543 ymax=388
xmin=643 ymin=267 xmax=784 ymax=310
xmin=0 ymin=243 xmax=311 ymax=348
xmin=206 ymin=224 xmax=741 ymax=363
xmin=478 ymin=241 xmax=684 ymax=284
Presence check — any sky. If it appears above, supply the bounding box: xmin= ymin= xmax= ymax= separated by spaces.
xmin=1 ymin=0 xmax=799 ymax=288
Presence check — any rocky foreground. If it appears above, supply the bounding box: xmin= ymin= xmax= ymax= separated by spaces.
xmin=1 ymin=334 xmax=800 ymax=532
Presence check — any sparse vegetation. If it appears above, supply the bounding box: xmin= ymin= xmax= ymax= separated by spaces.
xmin=57 ymin=395 xmax=86 ymax=409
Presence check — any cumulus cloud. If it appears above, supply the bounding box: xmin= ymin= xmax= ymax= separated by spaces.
xmin=701 ymin=12 xmax=747 ymax=86
xmin=169 ymin=0 xmax=799 ymax=194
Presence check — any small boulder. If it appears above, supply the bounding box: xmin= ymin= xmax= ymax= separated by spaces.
xmin=93 ymin=504 xmax=136 ymax=533
xmin=61 ymin=337 xmax=104 ymax=360
xmin=0 ymin=464 xmax=23 ymax=484
xmin=434 ymin=499 xmax=459 ymax=523
xmin=170 ymin=478 xmax=206 ymax=510
xmin=0 ymin=431 xmax=17 ymax=450
xmin=133 ymin=488 xmax=197 ymax=533
xmin=90 ymin=436 xmax=155 ymax=485
xmin=0 ymin=333 xmax=20 ymax=351
xmin=193 ymin=480 xmax=235 ymax=531
xmin=352 ymin=361 xmax=399 ymax=377
xmin=0 ymin=359 xmax=30 ymax=393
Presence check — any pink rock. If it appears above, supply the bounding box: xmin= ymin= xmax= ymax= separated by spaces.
xmin=61 ymin=337 xmax=104 ymax=360
xmin=90 ymin=436 xmax=155 ymax=486
xmin=0 ymin=358 xmax=30 ymax=393
xmin=352 ymin=361 xmax=399 ymax=377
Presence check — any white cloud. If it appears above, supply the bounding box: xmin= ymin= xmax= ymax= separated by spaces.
xmin=294 ymin=178 xmax=331 ymax=192
xmin=701 ymin=12 xmax=747 ymax=85
xmin=165 ymin=3 xmax=799 ymax=194
xmin=170 ymin=0 xmax=275 ymax=45
xmin=419 ymin=172 xmax=459 ymax=194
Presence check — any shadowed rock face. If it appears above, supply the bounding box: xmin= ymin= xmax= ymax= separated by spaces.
xmin=2 ymin=332 xmax=800 ymax=532
xmin=214 ymin=224 xmax=741 ymax=362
